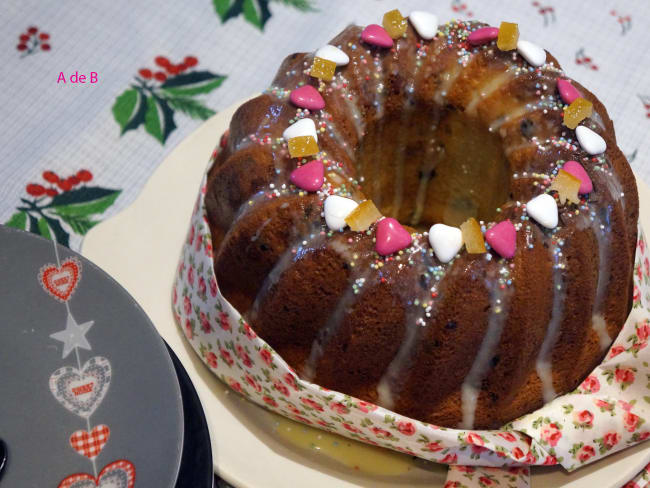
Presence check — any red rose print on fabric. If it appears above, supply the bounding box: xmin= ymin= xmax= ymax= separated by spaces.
xmin=397 ymin=421 xmax=416 ymax=436
xmin=540 ymin=422 xmax=562 ymax=446
xmin=580 ymin=375 xmax=600 ymax=393
xmin=573 ymin=409 xmax=594 ymax=429
xmin=206 ymin=351 xmax=218 ymax=369
xmin=259 ymin=348 xmax=273 ymax=366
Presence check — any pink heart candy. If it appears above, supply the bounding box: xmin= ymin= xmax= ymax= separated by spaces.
xmin=468 ymin=26 xmax=499 ymax=46
xmin=290 ymin=160 xmax=324 ymax=191
xmin=375 ymin=218 xmax=412 ymax=256
xmin=361 ymin=24 xmax=393 ymax=48
xmin=557 ymin=78 xmax=581 ymax=105
xmin=562 ymin=160 xmax=593 ymax=194
xmin=289 ymin=85 xmax=325 ymax=110
xmin=485 ymin=220 xmax=517 ymax=259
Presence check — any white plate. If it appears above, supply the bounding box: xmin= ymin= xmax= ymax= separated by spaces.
xmin=83 ymin=97 xmax=650 ymax=487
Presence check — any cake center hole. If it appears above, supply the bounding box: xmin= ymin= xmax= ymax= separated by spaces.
xmin=355 ymin=107 xmax=511 ymax=230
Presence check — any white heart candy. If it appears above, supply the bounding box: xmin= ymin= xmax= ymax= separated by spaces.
xmin=526 ymin=193 xmax=558 ymax=229
xmin=324 ymin=195 xmax=358 ymax=231
xmin=315 ymin=45 xmax=349 ymax=66
xmin=517 ymin=40 xmax=546 ymax=67
xmin=576 ymin=125 xmax=606 ymax=155
xmin=428 ymin=224 xmax=463 ymax=263
xmin=283 ymin=118 xmax=318 ymax=142
xmin=409 ymin=11 xmax=438 ymax=40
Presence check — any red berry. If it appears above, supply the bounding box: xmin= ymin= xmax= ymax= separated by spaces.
xmin=17 ymin=44 xmax=27 ymax=51
xmin=67 ymin=175 xmax=80 ymax=186
xmin=138 ymin=68 xmax=153 ymax=79
xmin=178 ymin=62 xmax=188 ymax=72
xmin=76 ymin=169 xmax=93 ymax=182
xmin=45 ymin=188 xmax=59 ymax=197
xmin=27 ymin=26 xmax=38 ymax=34
xmin=58 ymin=179 xmax=72 ymax=191
xmin=41 ymin=44 xmax=51 ymax=51
xmin=26 ymin=183 xmax=45 ymax=196
xmin=584 ymin=57 xmax=592 ymax=63
xmin=646 ymin=113 xmax=650 ymax=119
xmin=39 ymin=32 xmax=49 ymax=40
xmin=19 ymin=34 xmax=29 ymax=42
xmin=167 ymin=64 xmax=180 ymax=75
xmin=591 ymin=65 xmax=598 ymax=71
xmin=42 ymin=170 xmax=59 ymax=183
xmin=154 ymin=71 xmax=167 ymax=82
xmin=184 ymin=56 xmax=198 ymax=67
xmin=155 ymin=56 xmax=170 ymax=68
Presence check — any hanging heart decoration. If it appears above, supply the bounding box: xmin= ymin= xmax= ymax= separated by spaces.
xmin=39 ymin=257 xmax=82 ymax=302
xmin=49 ymin=357 xmax=111 ymax=418
xmin=57 ymin=459 xmax=135 ymax=488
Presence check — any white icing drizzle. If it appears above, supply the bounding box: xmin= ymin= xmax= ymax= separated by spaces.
xmin=250 ymin=217 xmax=273 ymax=242
xmin=248 ymin=228 xmax=325 ymax=320
xmin=375 ymin=239 xmax=438 ymax=410
xmin=535 ymin=233 xmax=566 ymax=403
xmin=460 ymin=267 xmax=513 ymax=429
xmin=433 ymin=63 xmax=461 ymax=105
xmin=303 ymin=266 xmax=372 ymax=381
xmin=465 ymin=70 xmax=514 ymax=116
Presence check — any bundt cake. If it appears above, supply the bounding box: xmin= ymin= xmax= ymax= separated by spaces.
xmin=204 ymin=12 xmax=638 ymax=429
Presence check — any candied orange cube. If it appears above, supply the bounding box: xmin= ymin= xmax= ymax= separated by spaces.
xmin=497 ymin=22 xmax=519 ymax=51
xmin=550 ymin=169 xmax=581 ymax=204
xmin=382 ymin=9 xmax=407 ymax=39
xmin=460 ymin=218 xmax=487 ymax=254
xmin=345 ymin=200 xmax=382 ymax=231
xmin=563 ymin=97 xmax=593 ymax=129
xmin=310 ymin=57 xmax=336 ymax=81
xmin=288 ymin=136 xmax=319 ymax=158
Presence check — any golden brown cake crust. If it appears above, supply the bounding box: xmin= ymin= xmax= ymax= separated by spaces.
xmin=205 ymin=20 xmax=638 ymax=429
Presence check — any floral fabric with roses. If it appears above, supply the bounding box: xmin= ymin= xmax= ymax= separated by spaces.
xmin=173 ymin=146 xmax=650 ymax=481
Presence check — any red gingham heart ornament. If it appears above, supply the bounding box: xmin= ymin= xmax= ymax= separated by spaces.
xmin=57 ymin=459 xmax=135 ymax=488
xmin=39 ymin=257 xmax=81 ymax=302
xmin=69 ymin=425 xmax=110 ymax=459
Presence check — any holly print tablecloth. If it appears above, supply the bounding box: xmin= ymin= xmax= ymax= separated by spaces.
xmin=2 ymin=0 xmax=649 ymax=486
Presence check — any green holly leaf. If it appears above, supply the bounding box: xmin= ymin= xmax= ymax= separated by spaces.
xmin=35 ymin=215 xmax=69 ymax=247
xmin=273 ymin=0 xmax=316 ymax=12
xmin=112 ymin=88 xmax=147 ymax=135
xmin=56 ymin=214 xmax=99 ymax=235
xmin=5 ymin=211 xmax=28 ymax=230
xmin=160 ymin=71 xmax=226 ymax=97
xmin=45 ymin=187 xmax=121 ymax=218
xmin=144 ymin=95 xmax=177 ymax=144
xmin=213 ymin=0 xmax=271 ymax=30
xmin=166 ymin=97 xmax=215 ymax=120
xmin=37 ymin=217 xmax=52 ymax=239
